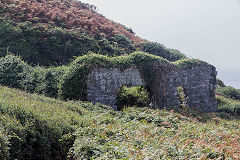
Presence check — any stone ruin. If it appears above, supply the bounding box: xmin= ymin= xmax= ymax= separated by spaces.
xmin=87 ymin=62 xmax=218 ymax=112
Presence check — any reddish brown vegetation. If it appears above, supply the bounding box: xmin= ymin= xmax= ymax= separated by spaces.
xmin=0 ymin=0 xmax=143 ymax=43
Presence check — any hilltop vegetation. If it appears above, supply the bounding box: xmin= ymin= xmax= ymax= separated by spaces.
xmin=0 ymin=0 xmax=185 ymax=66
xmin=0 ymin=0 xmax=142 ymax=43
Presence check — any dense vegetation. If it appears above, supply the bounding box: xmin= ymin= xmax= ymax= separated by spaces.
xmin=217 ymin=86 xmax=240 ymax=101
xmin=0 ymin=53 xmax=205 ymax=102
xmin=0 ymin=0 xmax=186 ymax=66
xmin=0 ymin=19 xmax=136 ymax=65
xmin=140 ymin=42 xmax=186 ymax=61
xmin=0 ymin=0 xmax=142 ymax=43
xmin=0 ymin=54 xmax=66 ymax=98
xmin=1 ymin=0 xmax=239 ymax=159
xmin=116 ymin=86 xmax=150 ymax=110
xmin=0 ymin=86 xmax=240 ymax=159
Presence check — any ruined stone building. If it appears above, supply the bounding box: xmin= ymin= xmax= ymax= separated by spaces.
xmin=87 ymin=62 xmax=218 ymax=112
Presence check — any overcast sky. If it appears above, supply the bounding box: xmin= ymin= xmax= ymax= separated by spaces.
xmin=81 ymin=0 xmax=240 ymax=89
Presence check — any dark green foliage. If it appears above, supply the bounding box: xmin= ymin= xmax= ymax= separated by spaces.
xmin=0 ymin=128 xmax=9 ymax=160
xmin=216 ymin=86 xmax=240 ymax=100
xmin=173 ymin=58 xmax=208 ymax=69
xmin=0 ymin=19 xmax=138 ymax=66
xmin=116 ymin=86 xmax=150 ymax=110
xmin=140 ymin=41 xmax=186 ymax=61
xmin=111 ymin=34 xmax=135 ymax=54
xmin=0 ymin=55 xmax=66 ymax=98
xmin=0 ymin=86 xmax=92 ymax=160
xmin=59 ymin=52 xmax=171 ymax=101
xmin=0 ymin=54 xmax=31 ymax=89
xmin=0 ymin=18 xmax=188 ymax=67
xmin=0 ymin=19 xmax=99 ymax=66
xmin=217 ymin=78 xmax=226 ymax=87
xmin=216 ymin=95 xmax=240 ymax=116
xmin=59 ymin=52 xmax=205 ymax=101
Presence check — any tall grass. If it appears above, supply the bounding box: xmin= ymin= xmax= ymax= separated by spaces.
xmin=0 ymin=85 xmax=106 ymax=159
xmin=1 ymin=85 xmax=240 ymax=159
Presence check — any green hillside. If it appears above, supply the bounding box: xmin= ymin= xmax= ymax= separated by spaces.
xmin=0 ymin=0 xmax=185 ymax=66
xmin=0 ymin=86 xmax=240 ymax=159
xmin=1 ymin=0 xmax=240 ymax=159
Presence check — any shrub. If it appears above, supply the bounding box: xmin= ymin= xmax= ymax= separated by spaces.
xmin=111 ymin=34 xmax=135 ymax=54
xmin=173 ymin=58 xmax=208 ymax=69
xmin=116 ymin=86 xmax=150 ymax=110
xmin=217 ymin=78 xmax=226 ymax=87
xmin=216 ymin=86 xmax=240 ymax=100
xmin=0 ymin=54 xmax=66 ymax=98
xmin=0 ymin=19 xmax=101 ymax=66
xmin=216 ymin=95 xmax=240 ymax=116
xmin=0 ymin=86 xmax=88 ymax=160
xmin=177 ymin=86 xmax=187 ymax=106
xmin=0 ymin=54 xmax=31 ymax=89
xmin=140 ymin=42 xmax=186 ymax=61
xmin=0 ymin=19 xmax=136 ymax=66
xmin=0 ymin=128 xmax=10 ymax=160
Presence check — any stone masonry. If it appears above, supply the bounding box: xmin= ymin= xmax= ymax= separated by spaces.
xmin=152 ymin=64 xmax=218 ymax=112
xmin=87 ymin=67 xmax=144 ymax=110
xmin=87 ymin=64 xmax=218 ymax=112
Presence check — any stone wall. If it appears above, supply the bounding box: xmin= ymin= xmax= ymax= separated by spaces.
xmin=87 ymin=64 xmax=218 ymax=112
xmin=87 ymin=67 xmax=145 ymax=110
xmin=152 ymin=64 xmax=217 ymax=112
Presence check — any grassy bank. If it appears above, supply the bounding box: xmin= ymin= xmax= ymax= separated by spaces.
xmin=0 ymin=85 xmax=240 ymax=159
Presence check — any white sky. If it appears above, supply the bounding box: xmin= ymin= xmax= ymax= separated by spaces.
xmin=81 ymin=0 xmax=240 ymax=89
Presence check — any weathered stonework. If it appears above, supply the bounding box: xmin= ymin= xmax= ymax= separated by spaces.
xmin=87 ymin=67 xmax=144 ymax=110
xmin=87 ymin=64 xmax=218 ymax=112
xmin=152 ymin=64 xmax=217 ymax=112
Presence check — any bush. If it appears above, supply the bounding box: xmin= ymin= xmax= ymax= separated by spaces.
xmin=111 ymin=34 xmax=135 ymax=54
xmin=0 ymin=54 xmax=66 ymax=98
xmin=0 ymin=19 xmax=101 ymax=66
xmin=0 ymin=19 xmax=136 ymax=66
xmin=217 ymin=78 xmax=226 ymax=87
xmin=173 ymin=58 xmax=208 ymax=69
xmin=140 ymin=42 xmax=186 ymax=61
xmin=0 ymin=54 xmax=31 ymax=89
xmin=0 ymin=86 xmax=88 ymax=160
xmin=0 ymin=128 xmax=9 ymax=160
xmin=216 ymin=95 xmax=240 ymax=116
xmin=216 ymin=86 xmax=240 ymax=100
xmin=116 ymin=86 xmax=150 ymax=110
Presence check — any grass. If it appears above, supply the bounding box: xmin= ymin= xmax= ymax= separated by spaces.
xmin=71 ymin=106 xmax=240 ymax=159
xmin=0 ymin=85 xmax=110 ymax=159
xmin=1 ymin=85 xmax=240 ymax=159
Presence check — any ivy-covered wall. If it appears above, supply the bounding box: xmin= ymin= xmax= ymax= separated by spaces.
xmin=0 ymin=52 xmax=217 ymax=112
xmin=85 ymin=56 xmax=218 ymax=112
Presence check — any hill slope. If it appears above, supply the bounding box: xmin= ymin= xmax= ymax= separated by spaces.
xmin=0 ymin=0 xmax=142 ymax=43
xmin=0 ymin=0 xmax=186 ymax=66
xmin=1 ymin=85 xmax=240 ymax=159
